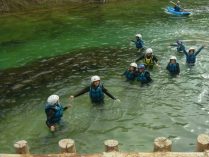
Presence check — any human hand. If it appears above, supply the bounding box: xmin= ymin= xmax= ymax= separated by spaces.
xmin=115 ymin=99 xmax=121 ymax=103
xmin=50 ymin=126 xmax=55 ymax=132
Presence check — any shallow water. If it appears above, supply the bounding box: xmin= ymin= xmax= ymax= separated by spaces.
xmin=0 ymin=0 xmax=209 ymax=154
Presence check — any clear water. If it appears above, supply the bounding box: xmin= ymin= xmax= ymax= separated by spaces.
xmin=0 ymin=0 xmax=209 ymax=154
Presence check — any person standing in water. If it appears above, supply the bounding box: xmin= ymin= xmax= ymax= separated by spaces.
xmin=131 ymin=33 xmax=145 ymax=53
xmin=70 ymin=75 xmax=119 ymax=105
xmin=45 ymin=95 xmax=71 ymax=132
xmin=135 ymin=48 xmax=159 ymax=69
xmin=122 ymin=62 xmax=138 ymax=81
xmin=180 ymin=44 xmax=204 ymax=66
xmin=166 ymin=56 xmax=180 ymax=76
xmin=136 ymin=64 xmax=152 ymax=86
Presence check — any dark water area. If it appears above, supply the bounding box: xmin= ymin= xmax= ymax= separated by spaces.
xmin=0 ymin=46 xmax=129 ymax=108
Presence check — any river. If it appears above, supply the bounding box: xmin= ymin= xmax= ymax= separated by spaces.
xmin=0 ymin=0 xmax=209 ymax=154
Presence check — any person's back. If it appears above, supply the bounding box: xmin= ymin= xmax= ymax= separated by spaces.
xmin=45 ymin=95 xmax=71 ymax=132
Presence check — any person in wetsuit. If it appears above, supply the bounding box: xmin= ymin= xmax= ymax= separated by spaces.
xmin=122 ymin=62 xmax=138 ymax=81
xmin=180 ymin=44 xmax=204 ymax=66
xmin=45 ymin=94 xmax=71 ymax=132
xmin=135 ymin=48 xmax=159 ymax=69
xmin=136 ymin=64 xmax=152 ymax=86
xmin=70 ymin=75 xmax=119 ymax=105
xmin=131 ymin=34 xmax=145 ymax=53
xmin=166 ymin=56 xmax=180 ymax=76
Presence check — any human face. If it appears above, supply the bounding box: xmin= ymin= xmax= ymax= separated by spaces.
xmin=129 ymin=66 xmax=135 ymax=71
xmin=93 ymin=80 xmax=100 ymax=86
xmin=189 ymin=50 xmax=195 ymax=54
xmin=139 ymin=68 xmax=144 ymax=72
xmin=170 ymin=59 xmax=176 ymax=64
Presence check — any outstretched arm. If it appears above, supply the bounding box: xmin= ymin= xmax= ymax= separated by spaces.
xmin=195 ymin=46 xmax=204 ymax=56
xmin=70 ymin=86 xmax=90 ymax=98
xmin=180 ymin=44 xmax=188 ymax=57
xmin=102 ymin=86 xmax=116 ymax=100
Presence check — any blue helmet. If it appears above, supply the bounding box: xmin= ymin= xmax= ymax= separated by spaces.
xmin=176 ymin=40 xmax=182 ymax=45
xmin=138 ymin=64 xmax=145 ymax=69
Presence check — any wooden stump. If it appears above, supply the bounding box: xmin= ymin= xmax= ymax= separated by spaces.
xmin=104 ymin=139 xmax=119 ymax=152
xmin=154 ymin=137 xmax=172 ymax=152
xmin=58 ymin=139 xmax=76 ymax=153
xmin=14 ymin=140 xmax=29 ymax=154
xmin=196 ymin=134 xmax=209 ymax=152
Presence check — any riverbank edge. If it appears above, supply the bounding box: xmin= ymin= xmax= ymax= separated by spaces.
xmin=0 ymin=0 xmax=108 ymax=15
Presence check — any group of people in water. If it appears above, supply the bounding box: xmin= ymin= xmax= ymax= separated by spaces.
xmin=44 ymin=1 xmax=205 ymax=132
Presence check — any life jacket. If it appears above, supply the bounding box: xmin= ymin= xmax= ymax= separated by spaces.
xmin=135 ymin=39 xmax=144 ymax=49
xmin=174 ymin=5 xmax=181 ymax=12
xmin=45 ymin=103 xmax=64 ymax=124
xmin=124 ymin=70 xmax=136 ymax=81
xmin=167 ymin=63 xmax=178 ymax=74
xmin=137 ymin=71 xmax=149 ymax=82
xmin=144 ymin=56 xmax=154 ymax=66
xmin=89 ymin=84 xmax=104 ymax=103
xmin=186 ymin=54 xmax=196 ymax=64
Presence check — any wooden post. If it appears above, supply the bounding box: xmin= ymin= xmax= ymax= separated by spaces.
xmin=14 ymin=140 xmax=30 ymax=154
xmin=196 ymin=134 xmax=209 ymax=152
xmin=58 ymin=139 xmax=76 ymax=153
xmin=104 ymin=139 xmax=119 ymax=152
xmin=154 ymin=137 xmax=172 ymax=152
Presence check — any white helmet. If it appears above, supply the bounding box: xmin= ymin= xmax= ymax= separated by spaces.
xmin=170 ymin=56 xmax=177 ymax=60
xmin=91 ymin=75 xmax=100 ymax=83
xmin=135 ymin=34 xmax=142 ymax=39
xmin=189 ymin=47 xmax=195 ymax=51
xmin=130 ymin=62 xmax=137 ymax=68
xmin=47 ymin=95 xmax=59 ymax=105
xmin=146 ymin=48 xmax=153 ymax=54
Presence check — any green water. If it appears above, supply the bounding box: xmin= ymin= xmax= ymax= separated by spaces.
xmin=1 ymin=0 xmax=209 ymax=154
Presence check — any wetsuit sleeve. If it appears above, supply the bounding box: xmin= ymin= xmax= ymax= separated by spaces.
xmin=46 ymin=108 xmax=55 ymax=120
xmin=122 ymin=70 xmax=127 ymax=76
xmin=181 ymin=45 xmax=188 ymax=57
xmin=177 ymin=63 xmax=180 ymax=74
xmin=166 ymin=63 xmax=169 ymax=71
xmin=153 ymin=55 xmax=158 ymax=63
xmin=170 ymin=43 xmax=178 ymax=46
xmin=195 ymin=46 xmax=204 ymax=56
xmin=145 ymin=71 xmax=152 ymax=81
xmin=63 ymin=107 xmax=68 ymax=111
xmin=73 ymin=86 xmax=90 ymax=98
xmin=135 ymin=55 xmax=144 ymax=62
xmin=102 ymin=86 xmax=116 ymax=100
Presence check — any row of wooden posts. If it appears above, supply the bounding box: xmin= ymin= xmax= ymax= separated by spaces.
xmin=11 ymin=134 xmax=209 ymax=154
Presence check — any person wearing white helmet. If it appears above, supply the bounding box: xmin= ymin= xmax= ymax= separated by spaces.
xmin=180 ymin=43 xmax=204 ymax=66
xmin=135 ymin=48 xmax=159 ymax=69
xmin=70 ymin=75 xmax=119 ymax=105
xmin=122 ymin=62 xmax=138 ymax=81
xmin=45 ymin=94 xmax=72 ymax=132
xmin=131 ymin=33 xmax=145 ymax=51
xmin=136 ymin=64 xmax=152 ymax=86
xmin=166 ymin=56 xmax=180 ymax=76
